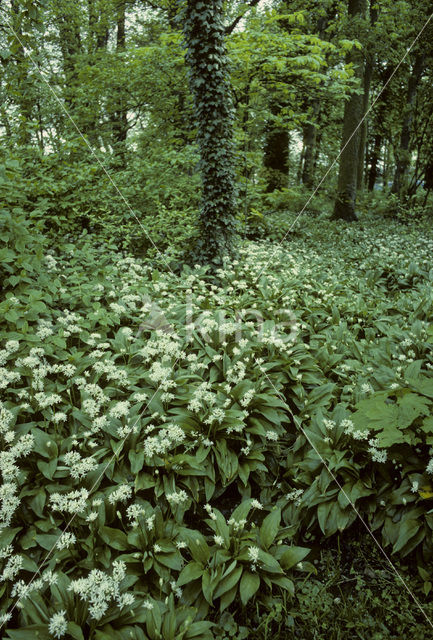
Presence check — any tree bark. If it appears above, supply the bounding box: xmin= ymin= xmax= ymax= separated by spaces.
xmin=182 ymin=0 xmax=238 ymax=266
xmin=263 ymin=100 xmax=289 ymax=192
xmin=356 ymin=3 xmax=377 ymax=191
xmin=391 ymin=52 xmax=426 ymax=197
xmin=110 ymin=0 xmax=128 ymax=165
xmin=11 ymin=0 xmax=33 ymax=145
xmin=302 ymin=101 xmax=320 ymax=189
xmin=332 ymin=0 xmax=367 ymax=221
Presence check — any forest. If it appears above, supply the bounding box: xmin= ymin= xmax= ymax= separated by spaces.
xmin=1 ymin=0 xmax=433 ymax=638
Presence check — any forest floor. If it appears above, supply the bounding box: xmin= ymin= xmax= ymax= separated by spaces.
xmin=2 ymin=210 xmax=433 ymax=639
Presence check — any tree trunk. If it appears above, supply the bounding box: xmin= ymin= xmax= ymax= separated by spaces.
xmin=182 ymin=0 xmax=238 ymax=267
xmin=11 ymin=0 xmax=33 ymax=145
xmin=263 ymin=100 xmax=289 ymax=192
xmin=297 ymin=140 xmax=305 ymax=185
xmin=110 ymin=0 xmax=128 ymax=166
xmin=356 ymin=3 xmax=377 ymax=191
xmin=302 ymin=101 xmax=320 ymax=189
xmin=367 ymin=132 xmax=382 ymax=191
xmin=391 ymin=52 xmax=426 ymax=197
xmin=332 ymin=0 xmax=367 ymax=221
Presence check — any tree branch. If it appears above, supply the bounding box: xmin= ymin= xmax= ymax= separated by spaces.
xmin=225 ymin=0 xmax=262 ymax=35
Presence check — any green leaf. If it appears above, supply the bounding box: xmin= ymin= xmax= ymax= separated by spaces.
xmin=214 ymin=565 xmax=242 ymax=599
xmin=393 ymin=518 xmax=420 ymax=554
xmin=99 ymin=526 xmax=129 ymax=550
xmin=260 ymin=507 xmax=281 ymax=549
xmin=184 ymin=621 xmax=214 ymax=639
xmin=177 ymin=561 xmax=204 ymax=586
xmin=279 ymin=546 xmax=310 ymax=570
xmin=67 ymin=623 xmax=85 ymax=640
xmin=239 ymin=571 xmax=260 ymax=605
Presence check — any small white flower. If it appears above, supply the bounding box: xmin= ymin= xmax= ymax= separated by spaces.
xmin=251 ymin=499 xmax=263 ymax=510
xmin=48 ymin=610 xmax=67 ymax=638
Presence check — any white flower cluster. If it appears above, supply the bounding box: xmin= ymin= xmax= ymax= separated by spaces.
xmin=36 ymin=318 xmax=54 ymax=339
xmin=204 ymin=407 xmax=225 ymax=425
xmin=341 ymin=418 xmax=369 ymax=441
xmin=0 ymin=554 xmax=23 ymax=582
xmin=187 ymin=382 xmax=216 ymax=412
xmin=0 ymin=368 xmax=20 ymax=390
xmin=0 ymin=483 xmax=20 ymax=529
xmin=48 ymin=610 xmax=67 ymax=638
xmin=35 ymin=392 xmax=63 ymax=409
xmin=186 ymin=353 xmax=207 ymax=373
xmin=285 ymin=488 xmax=304 ymax=506
xmin=323 ymin=418 xmax=336 ymax=431
xmin=248 ymin=546 xmax=260 ymax=571
xmin=50 ymin=488 xmax=90 ymax=514
xmin=126 ymin=504 xmax=155 ymax=529
xmin=56 ymin=532 xmax=77 ymax=550
xmin=240 ymin=388 xmax=255 ymax=407
xmin=108 ymin=484 xmax=132 ymax=505
xmin=143 ymin=423 xmax=186 ymax=459
xmin=368 ymin=438 xmax=388 ymax=463
xmin=140 ymin=332 xmax=184 ymax=362
xmin=68 ymin=560 xmax=133 ymax=620
xmin=109 ymin=401 xmax=130 ymax=419
xmin=148 ymin=361 xmax=176 ymax=391
xmin=11 ymin=569 xmax=58 ymax=603
xmin=0 ymin=402 xmax=14 ymax=437
xmin=166 ymin=490 xmax=189 ymax=505
xmin=226 ymin=361 xmax=247 ymax=384
xmin=0 ymin=340 xmax=19 ymax=365
xmin=204 ymin=503 xmax=217 ymax=521
xmin=58 ymin=310 xmax=83 ymax=337
xmin=63 ymin=451 xmax=97 ymax=479
xmin=92 ymin=360 xmax=129 ymax=385
xmin=265 ymin=430 xmax=279 ymax=441
xmin=228 ymin=517 xmax=247 ymax=532
xmin=0 ymin=433 xmax=34 ymax=482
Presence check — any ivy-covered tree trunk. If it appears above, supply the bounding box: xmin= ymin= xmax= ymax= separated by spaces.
xmin=181 ymin=0 xmax=238 ymax=267
xmin=332 ymin=0 xmax=366 ymax=221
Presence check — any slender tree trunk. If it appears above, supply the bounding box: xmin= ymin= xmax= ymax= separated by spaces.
xmin=391 ymin=52 xmax=426 ymax=196
xmin=263 ymin=100 xmax=289 ymax=192
xmin=332 ymin=0 xmax=367 ymax=221
xmin=356 ymin=4 xmax=377 ymax=191
xmin=367 ymin=133 xmax=382 ymax=191
xmin=302 ymin=101 xmax=320 ymax=189
xmin=297 ymin=140 xmax=305 ymax=184
xmin=110 ymin=0 xmax=128 ymax=166
xmin=383 ymin=140 xmax=391 ymax=188
xmin=182 ymin=0 xmax=238 ymax=266
xmin=11 ymin=0 xmax=33 ymax=145
xmin=357 ymin=55 xmax=373 ymax=190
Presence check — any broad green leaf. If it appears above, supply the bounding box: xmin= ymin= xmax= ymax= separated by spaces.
xmin=239 ymin=571 xmax=260 ymax=605
xmin=260 ymin=507 xmax=281 ymax=549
